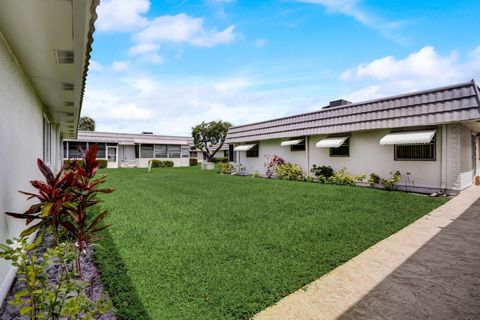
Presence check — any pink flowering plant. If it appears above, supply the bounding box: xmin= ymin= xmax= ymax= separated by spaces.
xmin=264 ymin=155 xmax=285 ymax=178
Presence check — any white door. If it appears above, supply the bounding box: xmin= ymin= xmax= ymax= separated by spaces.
xmin=107 ymin=146 xmax=118 ymax=168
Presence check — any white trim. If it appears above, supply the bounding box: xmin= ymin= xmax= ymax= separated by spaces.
xmin=234 ymin=144 xmax=256 ymax=151
xmin=316 ymin=136 xmax=349 ymax=148
xmin=380 ymin=130 xmax=436 ymax=145
xmin=280 ymin=139 xmax=304 ymax=146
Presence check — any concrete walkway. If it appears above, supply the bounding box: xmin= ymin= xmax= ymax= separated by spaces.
xmin=254 ymin=186 xmax=480 ymax=320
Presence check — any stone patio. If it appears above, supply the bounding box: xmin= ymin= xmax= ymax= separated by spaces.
xmin=254 ymin=186 xmax=480 ymax=320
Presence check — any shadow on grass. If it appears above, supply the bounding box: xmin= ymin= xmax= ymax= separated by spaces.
xmin=93 ymin=230 xmax=152 ymax=320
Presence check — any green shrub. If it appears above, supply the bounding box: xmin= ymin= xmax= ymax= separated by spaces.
xmin=212 ymin=157 xmax=228 ymax=163
xmin=355 ymin=173 xmax=367 ymax=182
xmin=0 ymin=238 xmax=111 ymax=319
xmin=218 ymin=163 xmax=232 ymax=175
xmin=275 ymin=163 xmax=304 ymax=181
xmin=310 ymin=164 xmax=334 ymax=179
xmin=381 ymin=171 xmax=401 ymax=191
xmin=65 ymin=159 xmax=107 ymax=168
xmin=329 ymin=168 xmax=356 ymax=186
xmin=249 ymin=171 xmax=260 ymax=178
xmin=189 ymin=158 xmax=198 ymax=166
xmin=98 ymin=159 xmax=108 ymax=169
xmin=151 ymin=160 xmax=174 ymax=168
xmin=368 ymin=173 xmax=381 ymax=187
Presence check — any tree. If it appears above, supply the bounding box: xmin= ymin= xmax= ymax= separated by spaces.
xmin=78 ymin=116 xmax=95 ymax=131
xmin=192 ymin=120 xmax=232 ymax=162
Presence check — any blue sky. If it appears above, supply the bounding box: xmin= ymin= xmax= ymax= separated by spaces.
xmin=83 ymin=0 xmax=480 ymax=135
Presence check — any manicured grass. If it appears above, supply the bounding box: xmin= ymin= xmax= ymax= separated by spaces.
xmin=94 ymin=167 xmax=447 ymax=320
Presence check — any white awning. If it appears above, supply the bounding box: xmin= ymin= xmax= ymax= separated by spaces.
xmin=280 ymin=139 xmax=304 ymax=147
xmin=380 ymin=130 xmax=436 ymax=145
xmin=316 ymin=136 xmax=349 ymax=148
xmin=234 ymin=144 xmax=256 ymax=151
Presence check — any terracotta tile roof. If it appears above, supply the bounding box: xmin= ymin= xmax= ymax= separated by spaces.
xmin=226 ymin=80 xmax=480 ymax=143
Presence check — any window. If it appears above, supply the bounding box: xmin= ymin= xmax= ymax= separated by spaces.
xmin=90 ymin=143 xmax=106 ymax=158
xmin=246 ymin=144 xmax=259 ymax=158
xmin=141 ymin=144 xmax=154 ymax=158
xmin=135 ymin=145 xmax=139 ymax=158
xmin=290 ymin=139 xmax=306 ymax=152
xmin=43 ymin=116 xmax=51 ymax=164
xmin=63 ymin=141 xmax=68 ymax=158
xmin=229 ymin=145 xmax=234 ymax=162
xmin=168 ymin=145 xmax=181 ymax=158
xmin=68 ymin=142 xmax=87 ymax=158
xmin=155 ymin=144 xmax=168 ymax=158
xmin=330 ymin=138 xmax=349 ymax=157
xmin=395 ymin=136 xmax=436 ymax=161
xmin=181 ymin=146 xmax=190 ymax=158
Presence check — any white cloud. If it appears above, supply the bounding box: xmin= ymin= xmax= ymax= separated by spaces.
xmin=111 ymin=60 xmax=129 ymax=72
xmin=96 ymin=0 xmax=150 ymax=32
xmin=341 ymin=45 xmax=480 ymax=102
xmin=89 ymin=60 xmax=104 ymax=72
xmin=82 ymin=72 xmax=307 ymax=135
xmin=131 ymin=14 xmax=235 ymax=52
xmin=295 ymin=0 xmax=404 ymax=42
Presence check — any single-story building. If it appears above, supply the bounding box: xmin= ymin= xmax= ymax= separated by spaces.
xmin=226 ymin=80 xmax=480 ymax=195
xmin=0 ymin=0 xmax=98 ymax=303
xmin=64 ymin=131 xmax=193 ymax=168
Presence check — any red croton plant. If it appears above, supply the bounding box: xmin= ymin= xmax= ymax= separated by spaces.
xmin=6 ymin=144 xmax=113 ymax=275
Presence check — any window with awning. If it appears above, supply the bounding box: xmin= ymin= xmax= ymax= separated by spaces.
xmin=315 ymin=136 xmax=349 ymax=148
xmin=281 ymin=139 xmax=306 ymax=151
xmin=380 ymin=130 xmax=437 ymax=161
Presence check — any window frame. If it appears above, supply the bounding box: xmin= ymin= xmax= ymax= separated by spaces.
xmin=154 ymin=144 xmax=168 ymax=158
xmin=140 ymin=144 xmax=154 ymax=158
xmin=181 ymin=146 xmax=190 ymax=158
xmin=246 ymin=143 xmax=259 ymax=158
xmin=394 ymin=135 xmax=436 ymax=161
xmin=168 ymin=145 xmax=181 ymax=158
xmin=329 ymin=137 xmax=350 ymax=157
xmin=290 ymin=139 xmax=306 ymax=152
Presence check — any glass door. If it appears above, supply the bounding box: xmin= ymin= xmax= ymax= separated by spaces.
xmin=107 ymin=146 xmax=118 ymax=168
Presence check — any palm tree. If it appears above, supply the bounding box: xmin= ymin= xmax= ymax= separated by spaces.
xmin=78 ymin=116 xmax=95 ymax=131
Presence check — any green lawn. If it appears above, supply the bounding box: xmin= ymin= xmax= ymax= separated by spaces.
xmin=94 ymin=167 xmax=447 ymax=320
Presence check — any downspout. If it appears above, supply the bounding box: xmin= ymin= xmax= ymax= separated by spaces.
xmin=441 ymin=124 xmax=447 ymax=193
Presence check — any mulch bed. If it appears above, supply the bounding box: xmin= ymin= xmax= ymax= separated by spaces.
xmin=0 ymin=233 xmax=116 ymax=320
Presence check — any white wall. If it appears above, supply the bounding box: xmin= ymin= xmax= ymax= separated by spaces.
xmin=0 ymin=34 xmax=61 ymax=302
xmin=308 ymin=129 xmax=442 ymax=190
xmin=236 ymin=127 xmax=448 ymax=192
xmin=459 ymin=125 xmax=475 ymax=189
xmin=237 ymin=138 xmax=308 ymax=174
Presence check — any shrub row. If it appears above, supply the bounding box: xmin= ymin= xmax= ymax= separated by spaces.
xmin=151 ymin=160 xmax=174 ymax=168
xmin=64 ymin=159 xmax=107 ymax=168
xmin=211 ymin=157 xmax=229 ymax=163
xmin=189 ymin=158 xmax=198 ymax=166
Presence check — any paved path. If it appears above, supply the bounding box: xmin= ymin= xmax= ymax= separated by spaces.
xmin=254 ymin=186 xmax=480 ymax=320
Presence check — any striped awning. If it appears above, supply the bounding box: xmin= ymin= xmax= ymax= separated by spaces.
xmin=280 ymin=139 xmax=304 ymax=147
xmin=380 ymin=130 xmax=436 ymax=145
xmin=234 ymin=144 xmax=256 ymax=151
xmin=316 ymin=136 xmax=349 ymax=148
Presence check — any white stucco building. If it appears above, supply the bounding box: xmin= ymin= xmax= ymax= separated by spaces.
xmin=64 ymin=131 xmax=193 ymax=168
xmin=0 ymin=0 xmax=98 ymax=303
xmin=227 ymin=81 xmax=480 ymax=195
